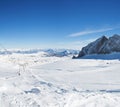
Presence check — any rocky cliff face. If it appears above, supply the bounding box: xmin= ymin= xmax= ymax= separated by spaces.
xmin=99 ymin=34 xmax=120 ymax=54
xmin=76 ymin=34 xmax=120 ymax=58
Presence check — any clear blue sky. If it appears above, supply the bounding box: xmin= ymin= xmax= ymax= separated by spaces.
xmin=0 ymin=0 xmax=120 ymax=49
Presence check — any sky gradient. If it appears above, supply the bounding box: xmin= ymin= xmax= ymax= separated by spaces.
xmin=0 ymin=0 xmax=120 ymax=49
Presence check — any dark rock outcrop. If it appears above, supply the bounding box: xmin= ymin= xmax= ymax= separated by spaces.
xmin=99 ymin=34 xmax=120 ymax=54
xmin=76 ymin=34 xmax=120 ymax=58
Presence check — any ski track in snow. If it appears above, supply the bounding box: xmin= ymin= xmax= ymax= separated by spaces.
xmin=0 ymin=53 xmax=120 ymax=107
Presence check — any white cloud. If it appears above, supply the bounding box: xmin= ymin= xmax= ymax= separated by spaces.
xmin=69 ymin=27 xmax=114 ymax=37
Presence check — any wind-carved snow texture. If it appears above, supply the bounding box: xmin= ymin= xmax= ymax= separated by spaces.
xmin=0 ymin=51 xmax=120 ymax=107
xmin=77 ymin=34 xmax=120 ymax=58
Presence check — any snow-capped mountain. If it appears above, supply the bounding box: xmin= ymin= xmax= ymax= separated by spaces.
xmin=75 ymin=34 xmax=120 ymax=58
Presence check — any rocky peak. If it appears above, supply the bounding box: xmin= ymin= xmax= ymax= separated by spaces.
xmin=75 ymin=34 xmax=120 ymax=58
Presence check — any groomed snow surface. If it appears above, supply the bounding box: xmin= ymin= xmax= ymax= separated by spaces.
xmin=0 ymin=52 xmax=120 ymax=107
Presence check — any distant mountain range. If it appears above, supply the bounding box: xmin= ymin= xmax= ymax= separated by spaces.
xmin=74 ymin=34 xmax=120 ymax=58
xmin=0 ymin=48 xmax=79 ymax=57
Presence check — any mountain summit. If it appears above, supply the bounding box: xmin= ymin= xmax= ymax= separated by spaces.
xmin=74 ymin=34 xmax=120 ymax=58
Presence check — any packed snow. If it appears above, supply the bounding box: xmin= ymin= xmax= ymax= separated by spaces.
xmin=0 ymin=50 xmax=120 ymax=107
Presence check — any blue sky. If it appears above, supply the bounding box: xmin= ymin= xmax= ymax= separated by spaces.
xmin=0 ymin=0 xmax=120 ymax=49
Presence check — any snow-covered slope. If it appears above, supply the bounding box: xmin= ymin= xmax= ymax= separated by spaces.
xmin=78 ymin=52 xmax=120 ymax=60
xmin=0 ymin=52 xmax=120 ymax=107
xmin=76 ymin=34 xmax=120 ymax=58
